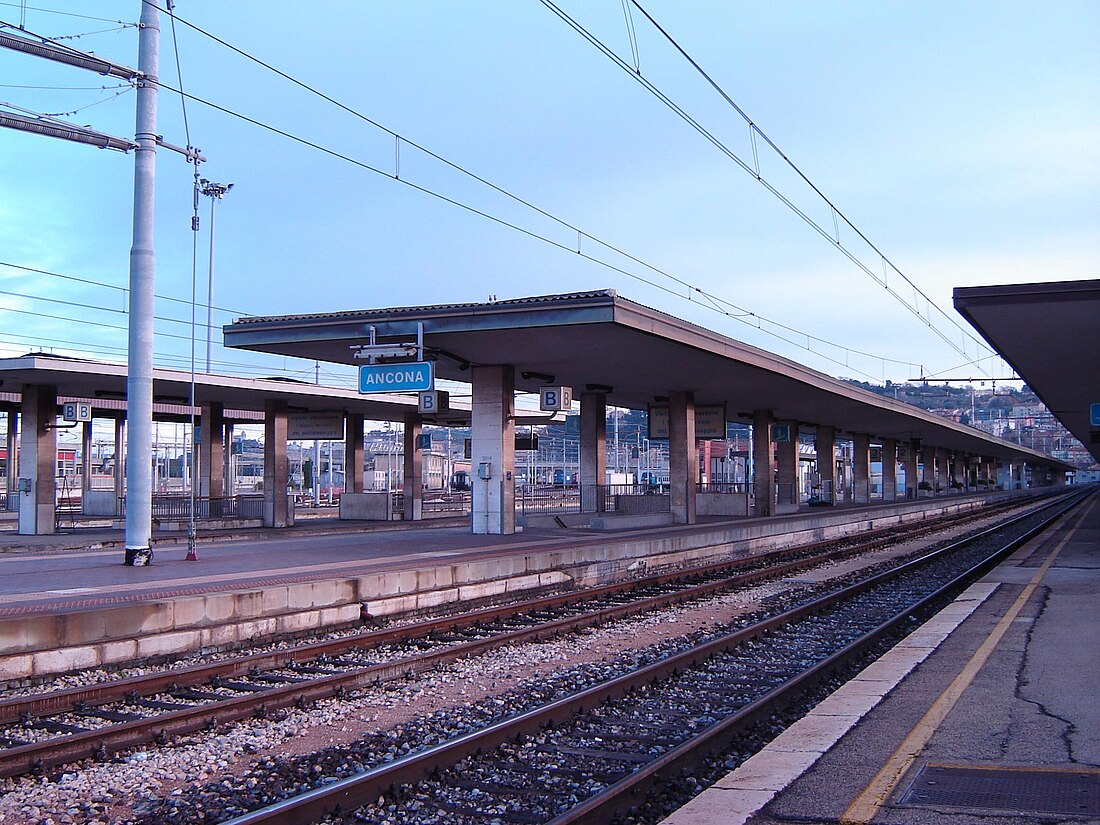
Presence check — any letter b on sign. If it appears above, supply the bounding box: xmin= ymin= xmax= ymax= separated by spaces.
xmin=418 ymin=390 xmax=449 ymax=414
xmin=540 ymin=386 xmax=573 ymax=411
xmin=63 ymin=403 xmax=92 ymax=422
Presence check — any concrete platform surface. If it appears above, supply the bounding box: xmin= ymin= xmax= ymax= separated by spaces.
xmin=662 ymin=489 xmax=1099 ymax=825
xmin=0 ymin=489 xmax=1066 ymax=686
xmin=0 ymin=491 xmax=1017 ymax=617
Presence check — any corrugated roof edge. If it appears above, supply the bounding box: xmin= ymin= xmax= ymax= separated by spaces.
xmin=231 ymin=289 xmax=619 ymax=325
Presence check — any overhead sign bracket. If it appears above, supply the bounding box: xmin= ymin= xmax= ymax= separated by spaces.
xmin=352 ymin=322 xmax=426 ymax=365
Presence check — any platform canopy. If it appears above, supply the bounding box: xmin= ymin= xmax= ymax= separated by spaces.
xmin=225 ymin=289 xmax=1066 ymax=469
xmin=0 ymin=353 xmax=418 ymax=421
xmin=954 ymin=278 xmax=1100 ymax=463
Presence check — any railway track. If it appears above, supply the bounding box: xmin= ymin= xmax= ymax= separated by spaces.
xmin=0 ymin=494 xmax=1069 ymax=792
xmin=185 ymin=489 xmax=1087 ymax=825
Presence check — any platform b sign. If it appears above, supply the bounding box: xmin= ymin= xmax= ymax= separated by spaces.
xmin=62 ymin=402 xmax=91 ymax=422
xmin=418 ymin=390 xmax=449 ymax=415
xmin=539 ymin=386 xmax=573 ymax=412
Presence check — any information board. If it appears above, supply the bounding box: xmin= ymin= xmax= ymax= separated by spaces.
xmin=358 ymin=361 xmax=434 ymax=393
xmin=647 ymin=404 xmax=727 ymax=440
xmin=288 ymin=412 xmax=345 ymax=441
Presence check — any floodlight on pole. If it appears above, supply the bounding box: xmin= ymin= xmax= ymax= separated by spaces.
xmin=198 ymin=179 xmax=232 ymax=373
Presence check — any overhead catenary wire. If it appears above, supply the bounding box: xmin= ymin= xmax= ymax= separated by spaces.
xmin=9 ymin=7 xmax=948 ymax=383
xmin=35 ymin=84 xmax=131 ymax=117
xmin=0 ymin=2 xmax=134 ymax=26
xmin=0 ymin=285 xmax=222 ymax=332
xmin=0 ymin=259 xmax=248 ymax=316
xmin=0 ymin=18 xmax=139 ymax=77
xmin=164 ymin=0 xmax=191 ymax=148
xmin=0 ymin=325 xmax=353 ymax=382
xmin=40 ymin=24 xmax=135 ymax=41
xmin=544 ymin=0 xmax=995 ymax=373
xmin=0 ymin=81 xmax=132 ymax=90
xmin=0 ymin=303 xmax=222 ymax=345
xmin=4 ymin=7 xmax=924 ymax=382
xmin=0 ymin=260 xmax=361 ymax=379
xmin=152 ymin=78 xmax=917 ymax=384
xmin=147 ymin=5 xmax=923 ymax=382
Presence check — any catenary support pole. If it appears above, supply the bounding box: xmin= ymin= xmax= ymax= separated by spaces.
xmin=124 ymin=0 xmax=159 ymax=565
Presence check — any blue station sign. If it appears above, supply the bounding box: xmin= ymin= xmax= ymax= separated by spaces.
xmin=358 ymin=361 xmax=434 ymax=393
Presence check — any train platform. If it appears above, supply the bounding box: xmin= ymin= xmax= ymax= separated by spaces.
xmin=0 ymin=490 xmax=1026 ymax=684
xmin=662 ymin=489 xmax=1099 ymax=825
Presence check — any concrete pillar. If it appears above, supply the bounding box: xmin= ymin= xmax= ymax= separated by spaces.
xmin=81 ymin=420 xmax=93 ymax=498
xmin=4 ymin=411 xmax=17 ymax=502
xmin=752 ymin=409 xmax=775 ymax=516
xmin=471 ymin=365 xmax=515 ymax=535
xmin=346 ymin=413 xmax=365 ymax=494
xmin=199 ymin=402 xmax=225 ymax=501
xmin=224 ymin=423 xmax=235 ymax=495
xmin=579 ymin=392 xmax=607 ymax=513
xmin=402 ymin=411 xmax=423 ymax=521
xmin=776 ymin=420 xmax=799 ymax=514
xmin=263 ymin=399 xmax=289 ymax=528
xmin=17 ymin=384 xmax=57 ymax=535
xmin=881 ymin=438 xmax=897 ymax=501
xmin=852 ymin=433 xmax=871 ymax=504
xmin=934 ymin=448 xmax=949 ymax=495
xmin=113 ymin=417 xmax=125 ymax=515
xmin=816 ymin=425 xmax=836 ymax=504
xmin=905 ymin=440 xmax=920 ymax=498
xmin=669 ymin=391 xmax=697 ymax=524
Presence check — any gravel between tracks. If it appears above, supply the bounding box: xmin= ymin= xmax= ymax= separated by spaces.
xmin=0 ymin=516 xmax=1003 ymax=824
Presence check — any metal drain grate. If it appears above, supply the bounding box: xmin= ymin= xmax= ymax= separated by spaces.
xmin=901 ymin=764 xmax=1100 ymax=815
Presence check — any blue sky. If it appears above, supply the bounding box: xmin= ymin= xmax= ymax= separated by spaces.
xmin=1 ymin=1 xmax=1097 ymax=393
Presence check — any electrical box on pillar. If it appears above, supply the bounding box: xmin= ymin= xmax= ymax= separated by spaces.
xmin=478 ymin=462 xmax=492 ymax=480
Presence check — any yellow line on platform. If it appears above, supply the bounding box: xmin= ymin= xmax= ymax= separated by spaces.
xmin=840 ymin=498 xmax=1093 ymax=825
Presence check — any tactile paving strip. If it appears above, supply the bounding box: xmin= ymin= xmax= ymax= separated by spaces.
xmin=901 ymin=763 xmax=1100 ymax=815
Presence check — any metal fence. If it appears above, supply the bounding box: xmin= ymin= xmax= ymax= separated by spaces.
xmin=517 ymin=484 xmax=671 ymax=515
xmin=586 ymin=483 xmax=671 ymax=514
xmin=118 ymin=495 xmax=267 ymax=520
xmin=517 ymin=484 xmax=581 ymax=515
xmin=696 ymin=482 xmax=747 ymax=494
xmin=422 ymin=492 xmax=471 ymax=515
xmin=385 ymin=491 xmax=471 ymax=518
xmin=0 ymin=492 xmax=13 ymax=512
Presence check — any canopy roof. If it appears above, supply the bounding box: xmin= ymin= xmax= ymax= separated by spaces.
xmin=226 ymin=290 xmax=1065 ymax=467
xmin=954 ymin=279 xmax=1100 ymax=463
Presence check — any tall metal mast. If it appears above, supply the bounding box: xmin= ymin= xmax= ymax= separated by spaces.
xmin=1 ymin=3 xmax=202 ymax=561
xmin=123 ymin=1 xmax=160 ymax=565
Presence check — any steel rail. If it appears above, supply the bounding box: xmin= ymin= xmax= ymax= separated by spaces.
xmin=548 ymin=488 xmax=1092 ymax=824
xmin=0 ymin=493 xmax=1060 ymax=779
xmin=0 ymin=516 xmax=940 ymax=779
xmin=0 ymin=509 xmax=928 ymax=722
xmin=0 ymin=489 xmax=1037 ymax=724
xmin=0 ymin=493 xmax=1022 ymax=726
xmin=214 ymin=490 xmax=1089 ymax=825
